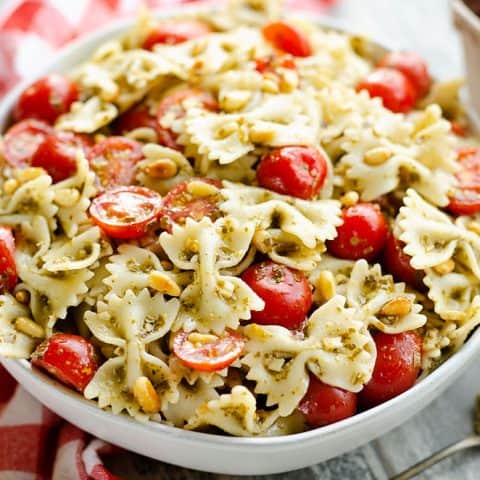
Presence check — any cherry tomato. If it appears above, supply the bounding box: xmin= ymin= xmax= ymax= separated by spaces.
xmin=31 ymin=132 xmax=92 ymax=183
xmin=262 ymin=22 xmax=312 ymax=57
xmin=0 ymin=226 xmax=17 ymax=293
xmin=31 ymin=333 xmax=98 ymax=392
xmin=358 ymin=331 xmax=422 ymax=409
xmin=241 ymin=261 xmax=312 ymax=329
xmin=256 ymin=146 xmax=328 ymax=200
xmin=89 ymin=186 xmax=162 ymax=240
xmin=255 ymin=54 xmax=296 ymax=74
xmin=378 ymin=52 xmax=431 ymax=99
xmin=327 ymin=203 xmax=388 ymax=261
xmin=298 ymin=376 xmax=357 ymax=428
xmin=173 ymin=329 xmax=245 ymax=372
xmin=87 ymin=136 xmax=143 ymax=190
xmin=450 ymin=120 xmax=468 ymax=137
xmin=383 ymin=233 xmax=424 ymax=290
xmin=357 ymin=68 xmax=416 ymax=113
xmin=448 ymin=148 xmax=480 ymax=215
xmin=13 ymin=74 xmax=79 ymax=124
xmin=2 ymin=119 xmax=52 ymax=167
xmin=114 ymin=106 xmax=160 ymax=140
xmin=161 ymin=178 xmax=222 ymax=230
xmin=156 ymin=88 xmax=219 ymax=150
xmin=143 ymin=20 xmax=212 ymax=50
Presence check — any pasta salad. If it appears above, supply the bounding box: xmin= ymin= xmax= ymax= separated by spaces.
xmin=0 ymin=0 xmax=479 ymax=436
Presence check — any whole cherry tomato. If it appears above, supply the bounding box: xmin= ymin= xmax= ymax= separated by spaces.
xmin=31 ymin=333 xmax=98 ymax=392
xmin=357 ymin=68 xmax=416 ymax=113
xmin=358 ymin=331 xmax=422 ymax=409
xmin=0 ymin=226 xmax=17 ymax=293
xmin=262 ymin=21 xmax=312 ymax=57
xmin=173 ymin=329 xmax=245 ymax=372
xmin=89 ymin=186 xmax=162 ymax=240
xmin=2 ymin=119 xmax=52 ymax=167
xmin=143 ymin=20 xmax=212 ymax=50
xmin=327 ymin=203 xmax=388 ymax=261
xmin=256 ymin=146 xmax=328 ymax=200
xmin=298 ymin=376 xmax=357 ymax=427
xmin=241 ymin=261 xmax=312 ymax=329
xmin=378 ymin=51 xmax=431 ymax=99
xmin=13 ymin=74 xmax=79 ymax=124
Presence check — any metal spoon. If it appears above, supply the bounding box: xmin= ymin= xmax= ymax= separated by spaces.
xmin=391 ymin=396 xmax=480 ymax=480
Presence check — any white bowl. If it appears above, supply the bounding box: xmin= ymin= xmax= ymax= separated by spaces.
xmin=2 ymin=7 xmax=480 ymax=475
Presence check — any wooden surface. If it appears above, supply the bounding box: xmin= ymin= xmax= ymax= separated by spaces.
xmin=103 ymin=1 xmax=480 ymax=478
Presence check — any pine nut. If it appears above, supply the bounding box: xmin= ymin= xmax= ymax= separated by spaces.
xmin=54 ymin=188 xmax=80 ymax=207
xmin=14 ymin=167 xmax=45 ymax=183
xmin=3 ymin=179 xmax=19 ymax=195
xmin=188 ymin=332 xmax=217 ymax=346
xmin=144 ymin=158 xmax=178 ymax=179
xmin=433 ymin=259 xmax=455 ymax=275
xmin=340 ymin=191 xmax=359 ymax=207
xmin=215 ymin=121 xmax=238 ymax=139
xmin=279 ymin=69 xmax=298 ymax=93
xmin=14 ymin=317 xmax=45 ymax=339
xmin=249 ymin=124 xmax=276 ymax=143
xmin=149 ymin=271 xmax=181 ymax=296
xmin=379 ymin=297 xmax=411 ymax=317
xmin=133 ymin=376 xmax=160 ymax=414
xmin=364 ymin=147 xmax=392 ymax=166
xmin=220 ymin=90 xmax=252 ymax=112
xmin=15 ymin=290 xmax=30 ymax=304
xmin=262 ymin=78 xmax=279 ymax=94
xmin=315 ymin=270 xmax=336 ymax=302
xmin=186 ymin=180 xmax=219 ymax=197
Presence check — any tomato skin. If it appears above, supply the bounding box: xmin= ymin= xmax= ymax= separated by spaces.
xmin=256 ymin=146 xmax=328 ymax=200
xmin=298 ymin=376 xmax=357 ymax=427
xmin=173 ymin=329 xmax=245 ymax=372
xmin=114 ymin=106 xmax=160 ymax=138
xmin=2 ymin=119 xmax=53 ymax=167
xmin=143 ymin=20 xmax=212 ymax=50
xmin=13 ymin=74 xmax=79 ymax=124
xmin=31 ymin=132 xmax=92 ymax=183
xmin=89 ymin=186 xmax=162 ymax=240
xmin=357 ymin=68 xmax=416 ymax=113
xmin=262 ymin=22 xmax=312 ymax=57
xmin=241 ymin=261 xmax=312 ymax=329
xmin=383 ymin=233 xmax=424 ymax=290
xmin=87 ymin=136 xmax=143 ymax=190
xmin=378 ymin=52 xmax=431 ymax=99
xmin=0 ymin=226 xmax=17 ymax=293
xmin=358 ymin=331 xmax=422 ymax=409
xmin=31 ymin=333 xmax=98 ymax=393
xmin=327 ymin=203 xmax=388 ymax=261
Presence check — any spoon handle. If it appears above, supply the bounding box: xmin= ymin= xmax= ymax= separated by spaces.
xmin=390 ymin=435 xmax=480 ymax=480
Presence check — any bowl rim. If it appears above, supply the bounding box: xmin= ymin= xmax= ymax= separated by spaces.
xmin=1 ymin=4 xmax=478 ymax=448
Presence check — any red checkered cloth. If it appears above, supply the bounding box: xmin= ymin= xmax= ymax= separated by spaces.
xmin=0 ymin=0 xmax=337 ymax=478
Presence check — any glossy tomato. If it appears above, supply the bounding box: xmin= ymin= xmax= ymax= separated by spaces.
xmin=173 ymin=329 xmax=245 ymax=372
xmin=31 ymin=333 xmax=98 ymax=392
xmin=359 ymin=331 xmax=422 ymax=409
xmin=13 ymin=74 xmax=79 ymax=124
xmin=357 ymin=68 xmax=416 ymax=113
xmin=262 ymin=22 xmax=312 ymax=57
xmin=143 ymin=20 xmax=212 ymax=50
xmin=161 ymin=178 xmax=222 ymax=230
xmin=378 ymin=51 xmax=431 ymax=99
xmin=31 ymin=132 xmax=93 ymax=183
xmin=89 ymin=186 xmax=162 ymax=239
xmin=114 ymin=106 xmax=160 ymax=139
xmin=327 ymin=203 xmax=388 ymax=261
xmin=298 ymin=376 xmax=357 ymax=427
xmin=87 ymin=136 xmax=143 ymax=190
xmin=0 ymin=226 xmax=17 ymax=293
xmin=2 ymin=119 xmax=52 ymax=167
xmin=241 ymin=261 xmax=312 ymax=329
xmin=256 ymin=146 xmax=328 ymax=199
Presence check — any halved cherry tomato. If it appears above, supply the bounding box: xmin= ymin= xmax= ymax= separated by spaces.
xmin=448 ymin=148 xmax=480 ymax=215
xmin=378 ymin=51 xmax=431 ymax=99
xmin=383 ymin=232 xmax=424 ymax=290
xmin=357 ymin=68 xmax=416 ymax=113
xmin=0 ymin=226 xmax=17 ymax=293
xmin=143 ymin=20 xmax=212 ymax=50
xmin=298 ymin=376 xmax=357 ymax=428
xmin=156 ymin=88 xmax=219 ymax=150
xmin=89 ymin=186 xmax=162 ymax=240
xmin=13 ymin=74 xmax=79 ymax=124
xmin=327 ymin=203 xmax=388 ymax=261
xmin=255 ymin=54 xmax=296 ymax=74
xmin=173 ymin=329 xmax=245 ymax=372
xmin=87 ymin=136 xmax=143 ymax=190
xmin=161 ymin=178 xmax=222 ymax=230
xmin=358 ymin=331 xmax=422 ymax=409
xmin=31 ymin=333 xmax=98 ymax=392
xmin=241 ymin=261 xmax=312 ymax=329
xmin=256 ymin=146 xmax=328 ymax=200
xmin=262 ymin=22 xmax=312 ymax=57
xmin=31 ymin=132 xmax=92 ymax=183
xmin=114 ymin=106 xmax=160 ymax=140
xmin=2 ymin=119 xmax=52 ymax=167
